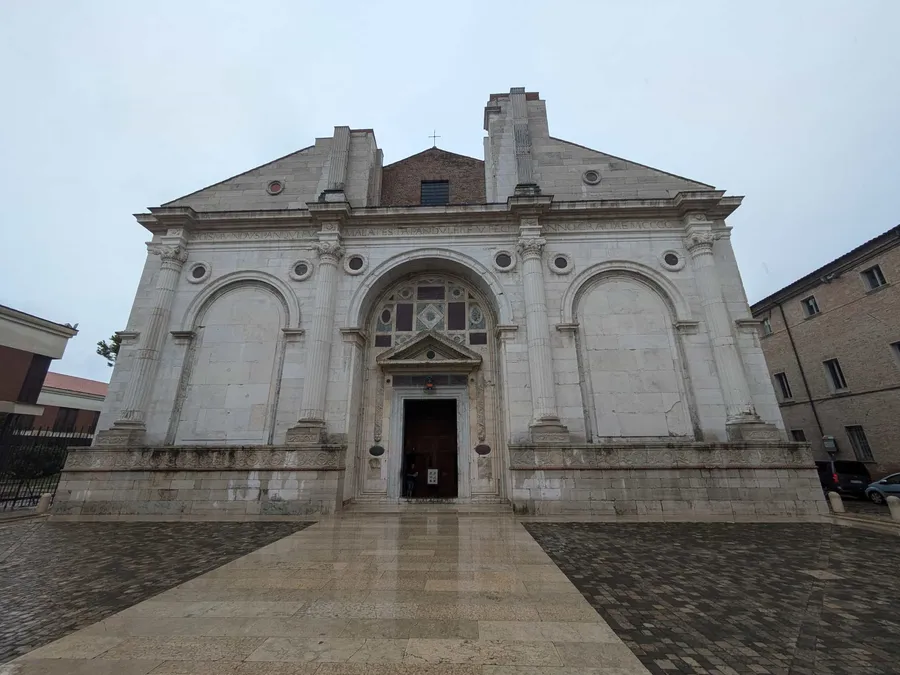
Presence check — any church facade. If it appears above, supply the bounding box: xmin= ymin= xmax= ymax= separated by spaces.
xmin=54 ymin=88 xmax=825 ymax=518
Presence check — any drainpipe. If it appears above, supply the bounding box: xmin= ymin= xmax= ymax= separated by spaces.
xmin=777 ymin=302 xmax=824 ymax=438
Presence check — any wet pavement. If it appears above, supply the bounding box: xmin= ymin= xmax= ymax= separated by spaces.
xmin=0 ymin=520 xmax=307 ymax=664
xmin=525 ymin=522 xmax=900 ymax=675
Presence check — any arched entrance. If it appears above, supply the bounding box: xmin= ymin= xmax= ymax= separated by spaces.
xmin=353 ymin=272 xmax=504 ymax=502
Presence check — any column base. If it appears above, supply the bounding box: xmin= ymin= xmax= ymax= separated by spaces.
xmin=529 ymin=419 xmax=570 ymax=444
xmin=725 ymin=418 xmax=781 ymax=442
xmin=94 ymin=421 xmax=147 ymax=447
xmin=286 ymin=420 xmax=328 ymax=445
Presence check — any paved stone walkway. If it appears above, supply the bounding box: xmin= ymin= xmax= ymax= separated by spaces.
xmin=3 ymin=515 xmax=649 ymax=674
xmin=525 ymin=522 xmax=900 ymax=675
xmin=0 ymin=520 xmax=306 ymax=666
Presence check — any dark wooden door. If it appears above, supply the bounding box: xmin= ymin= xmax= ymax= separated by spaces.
xmin=402 ymin=399 xmax=457 ymax=498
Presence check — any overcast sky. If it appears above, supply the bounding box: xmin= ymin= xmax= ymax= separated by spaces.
xmin=1 ymin=1 xmax=898 ymax=383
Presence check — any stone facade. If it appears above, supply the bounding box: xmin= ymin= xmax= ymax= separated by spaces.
xmin=751 ymin=225 xmax=900 ymax=475
xmin=53 ymin=88 xmax=825 ymax=518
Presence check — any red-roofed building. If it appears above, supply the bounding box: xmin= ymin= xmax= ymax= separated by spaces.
xmin=31 ymin=372 xmax=108 ymax=434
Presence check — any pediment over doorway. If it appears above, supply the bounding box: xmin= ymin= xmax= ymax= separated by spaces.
xmin=376 ymin=330 xmax=482 ymax=372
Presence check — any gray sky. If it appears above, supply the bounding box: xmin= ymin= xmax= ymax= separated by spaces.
xmin=1 ymin=1 xmax=898 ymax=383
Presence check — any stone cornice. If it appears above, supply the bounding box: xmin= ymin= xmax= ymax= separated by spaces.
xmin=0 ymin=305 xmax=78 ymax=339
xmin=134 ymin=191 xmax=743 ymax=235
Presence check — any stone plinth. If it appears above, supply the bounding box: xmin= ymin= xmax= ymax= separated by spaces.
xmin=508 ymin=441 xmax=827 ymax=519
xmin=51 ymin=445 xmax=346 ymax=518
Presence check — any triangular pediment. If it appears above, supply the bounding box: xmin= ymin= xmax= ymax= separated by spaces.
xmin=376 ymin=330 xmax=482 ymax=369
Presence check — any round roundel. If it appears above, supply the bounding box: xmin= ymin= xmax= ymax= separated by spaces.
xmin=660 ymin=250 xmax=686 ymax=272
xmin=475 ymin=444 xmax=491 ymax=456
xmin=582 ymin=169 xmax=601 ymax=185
xmin=266 ymin=180 xmax=284 ymax=195
xmin=426 ymin=350 xmax=436 ymax=360
xmin=548 ymin=253 xmax=573 ymax=275
xmin=380 ymin=308 xmax=392 ymax=324
xmin=369 ymin=445 xmax=385 ymax=457
xmin=344 ymin=254 xmax=368 ymax=275
xmin=289 ymin=259 xmax=313 ymax=281
xmin=186 ymin=262 xmax=210 ymax=284
xmin=493 ymin=250 xmax=515 ymax=272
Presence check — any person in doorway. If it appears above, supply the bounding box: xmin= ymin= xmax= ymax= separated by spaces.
xmin=405 ymin=463 xmax=419 ymax=498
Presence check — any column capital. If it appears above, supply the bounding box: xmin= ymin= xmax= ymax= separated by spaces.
xmin=517 ymin=236 xmax=546 ymax=260
xmin=312 ymin=241 xmax=345 ymax=265
xmin=684 ymin=229 xmax=716 ymax=256
xmin=155 ymin=244 xmax=188 ymax=266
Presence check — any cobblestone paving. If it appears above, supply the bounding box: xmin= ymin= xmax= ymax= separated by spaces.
xmin=526 ymin=522 xmax=900 ymax=675
xmin=0 ymin=520 xmax=308 ymax=664
xmin=839 ymin=497 xmax=893 ymax=519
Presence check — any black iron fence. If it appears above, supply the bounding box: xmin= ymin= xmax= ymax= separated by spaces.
xmin=0 ymin=422 xmax=93 ymax=511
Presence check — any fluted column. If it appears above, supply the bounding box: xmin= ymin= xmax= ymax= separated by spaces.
xmin=517 ymin=236 xmax=563 ymax=430
xmin=109 ymin=242 xmax=188 ymax=439
xmin=297 ymin=241 xmax=344 ymax=423
xmin=685 ymin=228 xmax=758 ymax=424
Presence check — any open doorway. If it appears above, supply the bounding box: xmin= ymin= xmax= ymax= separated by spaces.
xmin=402 ymin=398 xmax=458 ymax=499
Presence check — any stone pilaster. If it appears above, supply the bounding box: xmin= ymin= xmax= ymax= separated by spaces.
xmin=320 ymin=126 xmax=351 ymax=202
xmin=684 ymin=219 xmax=778 ymax=441
xmin=510 ymin=87 xmax=539 ymax=197
xmin=287 ymin=203 xmax=350 ymax=445
xmin=515 ymin=216 xmax=568 ymax=444
xmin=97 ymin=236 xmax=188 ymax=446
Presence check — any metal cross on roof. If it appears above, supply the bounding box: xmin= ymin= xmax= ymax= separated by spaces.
xmin=429 ymin=130 xmax=441 ymax=147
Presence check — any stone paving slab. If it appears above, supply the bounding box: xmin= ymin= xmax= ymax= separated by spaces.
xmin=0 ymin=521 xmax=308 ymax=664
xmin=525 ymin=522 xmax=900 ymax=675
xmin=2 ymin=515 xmax=653 ymax=674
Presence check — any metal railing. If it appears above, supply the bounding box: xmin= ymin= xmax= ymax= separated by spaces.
xmin=0 ymin=422 xmax=93 ymax=511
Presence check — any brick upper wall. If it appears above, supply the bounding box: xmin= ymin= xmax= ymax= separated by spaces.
xmin=380 ymin=148 xmax=485 ymax=206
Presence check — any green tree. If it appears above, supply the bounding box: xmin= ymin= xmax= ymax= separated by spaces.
xmin=96 ymin=333 xmax=121 ymax=367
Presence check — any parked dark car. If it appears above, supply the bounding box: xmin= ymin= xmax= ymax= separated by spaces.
xmin=815 ymin=460 xmax=872 ymax=497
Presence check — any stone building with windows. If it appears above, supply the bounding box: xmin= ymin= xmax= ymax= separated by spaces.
xmin=751 ymin=225 xmax=900 ymax=476
xmin=53 ymin=88 xmax=824 ymax=518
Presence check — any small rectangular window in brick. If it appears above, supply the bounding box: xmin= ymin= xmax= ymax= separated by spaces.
xmin=790 ymin=429 xmax=807 ymax=442
xmin=846 ymin=425 xmax=874 ymax=461
xmin=774 ymin=372 xmax=793 ymax=400
xmin=420 ymin=180 xmax=449 ymax=206
xmin=861 ymin=264 xmax=887 ymax=290
xmin=824 ymin=358 xmax=848 ymax=390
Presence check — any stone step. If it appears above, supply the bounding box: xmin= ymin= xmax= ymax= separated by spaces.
xmin=341 ymin=500 xmax=512 ymax=515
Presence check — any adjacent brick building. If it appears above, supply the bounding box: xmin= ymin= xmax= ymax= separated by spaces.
xmin=751 ymin=225 xmax=900 ymax=475
xmin=0 ymin=304 xmax=78 ymax=429
xmin=31 ymin=372 xmax=108 ymax=434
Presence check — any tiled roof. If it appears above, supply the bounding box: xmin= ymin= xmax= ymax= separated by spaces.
xmin=43 ymin=372 xmax=108 ymax=397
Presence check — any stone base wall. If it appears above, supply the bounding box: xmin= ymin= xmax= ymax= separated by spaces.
xmin=509 ymin=441 xmax=829 ymax=518
xmin=51 ymin=445 xmax=346 ymax=517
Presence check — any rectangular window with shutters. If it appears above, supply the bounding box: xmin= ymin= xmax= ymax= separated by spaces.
xmin=53 ymin=407 xmax=79 ymax=433
xmin=801 ymin=295 xmax=820 ymax=317
xmin=861 ymin=264 xmax=887 ymax=291
xmin=823 ymin=358 xmax=848 ymax=391
xmin=846 ymin=425 xmax=874 ymax=461
xmin=774 ymin=372 xmax=793 ymax=400
xmin=420 ymin=180 xmax=449 ymax=206
xmin=17 ymin=354 xmax=51 ymax=404
xmin=790 ymin=429 xmax=807 ymax=442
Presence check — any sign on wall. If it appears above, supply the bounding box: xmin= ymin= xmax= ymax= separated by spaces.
xmin=427 ymin=469 xmax=438 ymax=485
